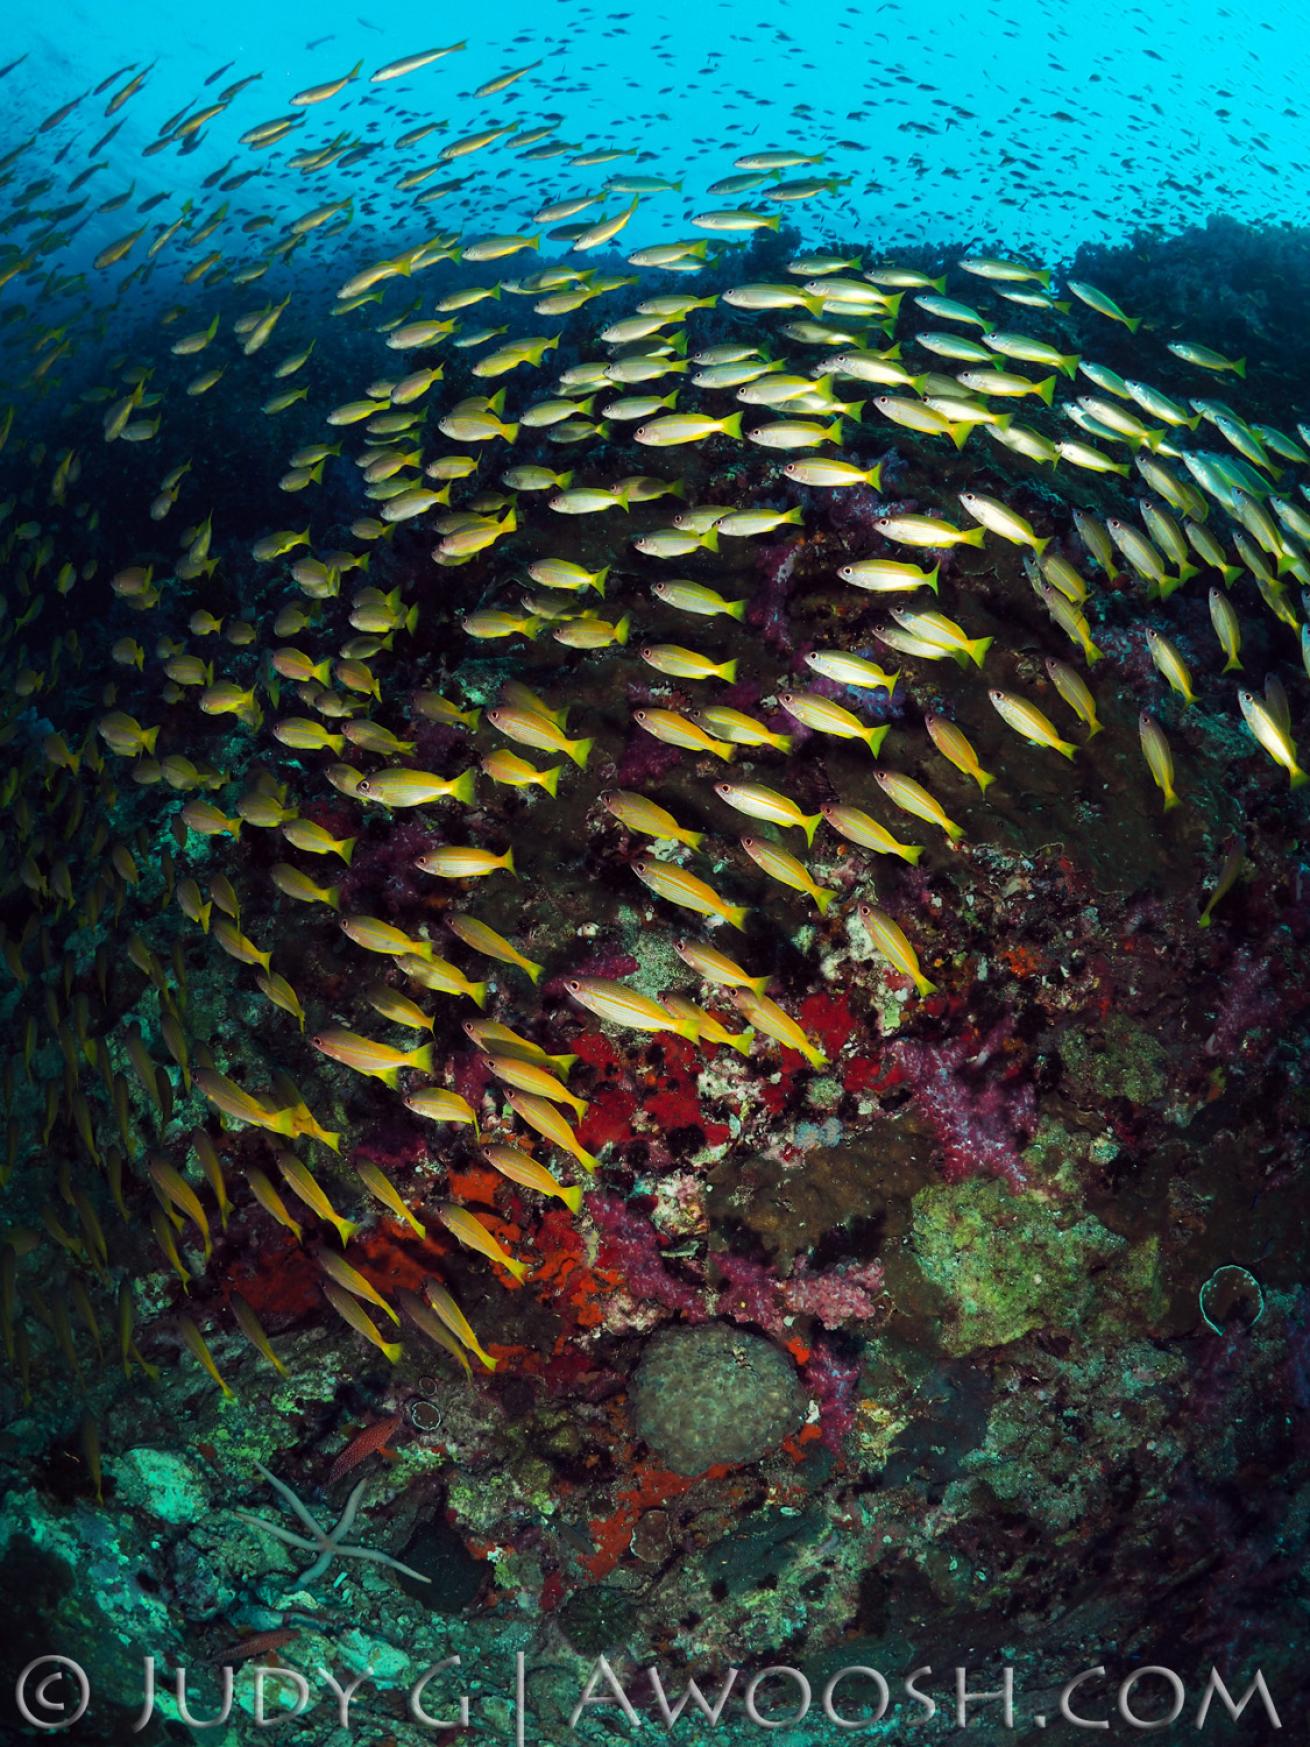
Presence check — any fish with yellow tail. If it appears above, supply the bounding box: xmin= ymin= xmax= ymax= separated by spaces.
xmin=740 ymin=836 xmax=837 ymax=915
xmin=315 ymin=1250 xmax=399 ymax=1325
xmin=988 ymin=690 xmax=1078 ymax=759
xmin=732 ymin=989 xmax=827 ymax=1068
xmin=925 ymin=715 xmax=995 ymax=791
xmin=322 ymin=1280 xmax=403 ymax=1364
xmin=311 ymin=1028 xmax=434 ymax=1088
xmin=178 ymin=1315 xmax=234 ymax=1399
xmin=436 ymin=1205 xmax=529 ymax=1284
xmin=1138 ymin=712 xmax=1181 ymax=810
xmin=660 ymin=995 xmax=755 ymax=1058
xmin=632 ymin=856 xmax=749 ymax=930
xmin=777 ymin=690 xmax=888 ymax=755
xmin=505 ymin=1090 xmax=601 ymax=1174
xmin=484 ymin=1144 xmax=584 ymax=1213
xmin=565 ymin=976 xmax=700 ymax=1043
xmin=276 ymin=1152 xmax=360 ymax=1246
xmin=1238 ymin=688 xmax=1307 ymax=787
xmin=421 ymin=1278 xmax=497 ymax=1372
xmin=403 ymin=1087 xmax=480 ymax=1130
xmin=856 ymin=903 xmax=938 ymax=998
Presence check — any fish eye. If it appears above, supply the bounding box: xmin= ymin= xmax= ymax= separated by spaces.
xmin=566 ymin=979 xmax=580 ymax=991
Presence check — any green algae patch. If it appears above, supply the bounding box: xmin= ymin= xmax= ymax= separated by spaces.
xmin=1061 ymin=1010 xmax=1170 ymax=1108
xmin=912 ymin=1178 xmax=1126 ymax=1354
xmin=116 ymin=1447 xmax=211 ymax=1525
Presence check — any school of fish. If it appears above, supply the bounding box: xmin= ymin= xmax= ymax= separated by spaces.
xmin=0 ymin=32 xmax=1307 ymax=1428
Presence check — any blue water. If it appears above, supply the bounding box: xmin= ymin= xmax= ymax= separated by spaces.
xmin=5 ymin=0 xmax=1307 ymax=313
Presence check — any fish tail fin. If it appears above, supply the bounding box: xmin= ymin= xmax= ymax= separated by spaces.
xmin=915 ymin=975 xmax=939 ymax=998
xmin=1291 ymin=767 xmax=1309 ymax=789
xmin=969 ymin=635 xmax=994 ymax=667
xmin=719 ymin=412 xmax=743 ymax=440
xmin=720 ymin=658 xmax=739 ymax=683
xmin=902 ymin=843 xmax=924 ymax=865
xmin=503 ymin=848 xmax=517 ymax=876
xmin=337 ymin=1217 xmax=362 ymax=1246
xmin=1125 ymin=314 xmax=1143 ymax=334
xmin=569 ymin=735 xmax=594 ymax=768
xmin=726 ymin=904 xmax=750 ymax=931
xmin=926 ymin=564 xmax=941 ymax=594
xmin=977 ymin=768 xmax=997 ymax=791
xmin=541 ymin=764 xmax=562 ymax=797
xmin=452 ymin=768 xmax=477 ymax=804
xmin=802 ymin=813 xmax=821 ymax=846
xmin=963 ymin=526 xmax=986 ymax=546
xmin=727 ymin=598 xmax=747 ymax=621
xmin=814 ymin=888 xmax=836 ymax=915
xmin=143 ymin=725 xmax=160 ymax=755
xmin=561 ymin=1183 xmax=584 ymax=1213
xmin=713 ymin=741 xmax=735 ymax=762
xmin=1233 ymin=356 xmax=1246 ymax=378
xmin=1033 ymin=535 xmax=1051 ymax=556
xmin=866 ymin=726 xmax=889 ymax=756
xmin=524 ymin=958 xmax=544 ymax=986
xmin=465 ymin=980 xmax=489 ymax=1009
xmin=945 ymin=822 xmax=966 ymax=843
xmin=593 ymin=565 xmax=609 ymax=596
xmin=1163 ymin=790 xmax=1181 ymax=810
xmin=339 ymin=837 xmax=357 ymax=865
xmin=325 ymin=886 xmax=341 ymax=911
xmin=1059 ymin=354 xmax=1079 ymax=378
xmin=1056 ymin=737 xmax=1078 ymax=760
xmin=614 ymin=613 xmax=631 ymax=645
xmin=1085 ymin=641 xmax=1105 ymax=664
xmin=1036 ymin=376 xmax=1056 ymax=405
xmin=948 ymin=422 xmax=970 ymax=450
xmin=726 ymin=1026 xmax=755 ymax=1058
xmin=1223 ymin=655 xmax=1242 ymax=674
xmin=381 ymin=1338 xmax=403 ymax=1364
xmin=410 ymin=1043 xmax=435 ymax=1073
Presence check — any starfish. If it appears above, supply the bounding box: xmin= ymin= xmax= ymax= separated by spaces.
xmin=233 ymin=1461 xmax=430 ymax=1588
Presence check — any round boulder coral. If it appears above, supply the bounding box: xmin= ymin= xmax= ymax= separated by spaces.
xmin=629 ymin=1323 xmax=806 ymax=1475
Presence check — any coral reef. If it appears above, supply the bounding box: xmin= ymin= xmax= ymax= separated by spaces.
xmin=629 ymin=1323 xmax=806 ymax=1475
